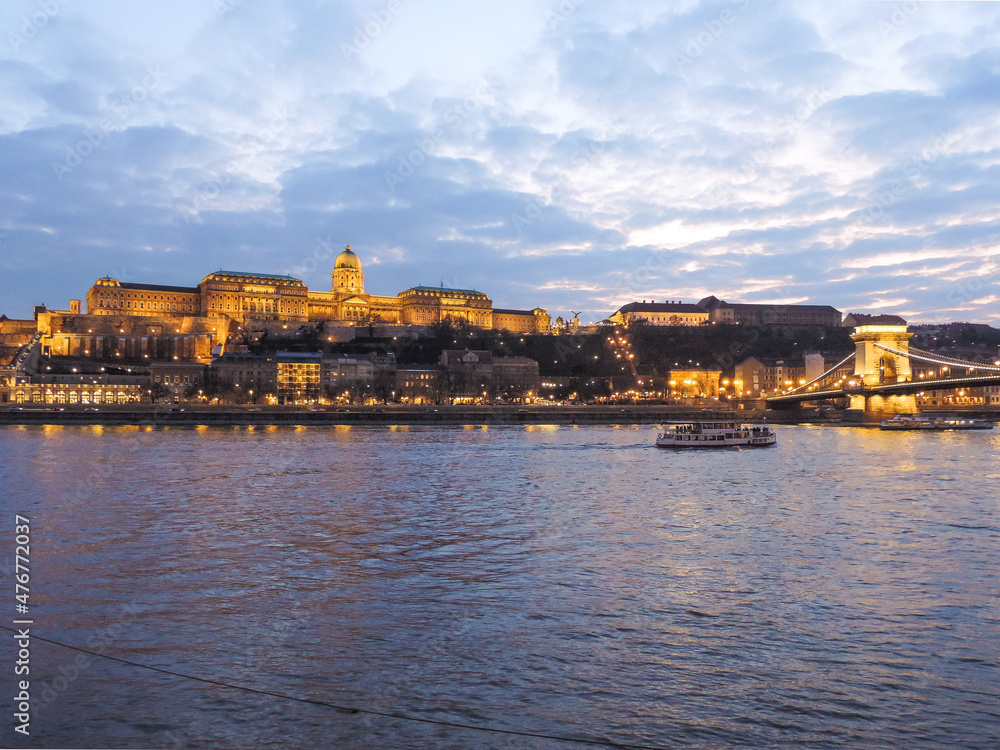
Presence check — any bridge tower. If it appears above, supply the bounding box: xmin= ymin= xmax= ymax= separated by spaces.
xmin=848 ymin=320 xmax=918 ymax=421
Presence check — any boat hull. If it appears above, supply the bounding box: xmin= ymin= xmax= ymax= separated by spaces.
xmin=655 ymin=422 xmax=777 ymax=449
xmin=880 ymin=417 xmax=994 ymax=431
xmin=655 ymin=436 xmax=777 ymax=448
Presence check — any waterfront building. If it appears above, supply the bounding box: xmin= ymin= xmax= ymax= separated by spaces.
xmin=9 ymin=367 xmax=147 ymax=405
xmin=211 ymin=352 xmax=277 ymax=395
xmin=734 ymin=353 xmax=854 ymax=398
xmin=150 ymin=362 xmax=207 ymax=402
xmin=322 ymin=355 xmax=375 ymax=390
xmin=734 ymin=357 xmax=807 ymax=398
xmin=8 ymin=382 xmax=145 ymax=405
xmin=276 ymin=352 xmax=322 ymax=404
xmin=493 ymin=356 xmax=542 ymax=401
xmin=440 ymin=350 xmax=541 ymax=402
xmin=395 ymin=368 xmax=441 ymax=404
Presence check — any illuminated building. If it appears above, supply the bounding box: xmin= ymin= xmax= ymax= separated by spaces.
xmin=276 ymin=352 xmax=322 ymax=403
xmin=440 ymin=350 xmax=540 ymax=402
xmin=492 ymin=308 xmax=552 ymax=334
xmin=9 ymin=368 xmax=146 ymax=405
xmin=82 ymin=247 xmax=550 ymax=333
xmin=395 ymin=368 xmax=441 ymax=404
xmin=610 ymin=301 xmax=708 ymax=327
xmin=150 ymin=362 xmax=207 ymax=402
xmin=667 ymin=368 xmax=722 ymax=399
xmin=700 ymin=297 xmax=842 ymax=327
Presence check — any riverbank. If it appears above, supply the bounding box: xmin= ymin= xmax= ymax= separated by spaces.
xmin=0 ymin=404 xmax=827 ymax=426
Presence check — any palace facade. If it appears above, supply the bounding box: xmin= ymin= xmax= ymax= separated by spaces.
xmin=610 ymin=297 xmax=842 ymax=328
xmin=84 ymin=247 xmax=549 ymax=333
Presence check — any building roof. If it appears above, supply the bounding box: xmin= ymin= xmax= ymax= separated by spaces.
xmin=494 ymin=356 xmax=538 ymax=366
xmin=844 ymin=313 xmax=907 ymax=326
xmin=404 ymin=285 xmax=486 ymax=297
xmin=493 ymin=308 xmax=535 ymax=316
xmin=726 ymin=302 xmax=840 ymax=313
xmin=204 ymin=271 xmax=302 ymax=282
xmin=335 ymin=247 xmax=362 ymax=270
xmin=276 ymin=351 xmax=322 ymax=360
xmin=149 ymin=361 xmax=207 ymax=370
xmin=698 ymin=296 xmax=840 ymax=314
xmin=441 ymin=349 xmax=493 ymax=366
xmin=696 ymin=296 xmax=725 ymax=310
xmin=116 ymin=282 xmax=201 ymax=294
xmin=616 ymin=301 xmax=705 ymax=314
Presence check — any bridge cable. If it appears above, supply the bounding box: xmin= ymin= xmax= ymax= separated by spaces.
xmin=784 ymin=352 xmax=855 ymax=394
xmin=905 ymin=344 xmax=1000 ymax=370
xmin=873 ymin=343 xmax=1000 ymax=372
xmin=0 ymin=624 xmax=670 ymax=750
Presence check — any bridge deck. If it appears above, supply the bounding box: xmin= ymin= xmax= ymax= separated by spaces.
xmin=766 ymin=374 xmax=1000 ymax=404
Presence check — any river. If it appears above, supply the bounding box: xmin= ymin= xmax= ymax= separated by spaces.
xmin=1 ymin=423 xmax=997 ymax=749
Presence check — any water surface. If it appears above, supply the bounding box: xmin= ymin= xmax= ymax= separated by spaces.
xmin=1 ymin=424 xmax=998 ymax=748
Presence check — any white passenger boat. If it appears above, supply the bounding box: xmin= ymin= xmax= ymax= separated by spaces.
xmin=879 ymin=415 xmax=994 ymax=431
xmin=655 ymin=421 xmax=777 ymax=448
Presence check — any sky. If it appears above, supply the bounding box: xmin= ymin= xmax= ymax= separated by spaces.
xmin=1 ymin=0 xmax=999 ymax=325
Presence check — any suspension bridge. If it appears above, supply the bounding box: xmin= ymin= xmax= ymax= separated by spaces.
xmin=766 ymin=321 xmax=1000 ymax=422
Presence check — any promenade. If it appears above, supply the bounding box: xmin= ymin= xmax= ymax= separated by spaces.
xmin=0 ymin=404 xmax=795 ymax=426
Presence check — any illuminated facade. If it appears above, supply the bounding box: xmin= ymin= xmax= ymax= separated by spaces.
xmin=493 ymin=308 xmax=552 ymax=334
xmin=667 ymin=369 xmax=722 ymax=399
xmin=10 ymin=381 xmax=145 ymax=405
xmin=83 ymin=247 xmax=550 ymax=333
xmin=35 ymin=311 xmax=220 ymax=362
xmin=610 ymin=301 xmax=709 ymax=327
xmin=277 ymin=352 xmax=322 ymax=403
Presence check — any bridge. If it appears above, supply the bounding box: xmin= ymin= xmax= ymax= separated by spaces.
xmin=765 ymin=321 xmax=1000 ymax=422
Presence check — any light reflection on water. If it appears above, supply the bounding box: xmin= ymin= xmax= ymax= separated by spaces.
xmin=1 ymin=424 xmax=998 ymax=749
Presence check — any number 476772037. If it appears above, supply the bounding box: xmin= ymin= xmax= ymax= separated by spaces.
xmin=15 ymin=515 xmax=30 ymax=609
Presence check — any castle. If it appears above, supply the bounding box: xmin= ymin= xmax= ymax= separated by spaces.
xmin=84 ymin=246 xmax=551 ymax=333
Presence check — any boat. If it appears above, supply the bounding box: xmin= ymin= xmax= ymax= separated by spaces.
xmin=879 ymin=415 xmax=995 ymax=431
xmin=655 ymin=421 xmax=777 ymax=448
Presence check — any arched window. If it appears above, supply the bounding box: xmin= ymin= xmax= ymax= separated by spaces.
xmin=879 ymin=356 xmax=897 ymax=384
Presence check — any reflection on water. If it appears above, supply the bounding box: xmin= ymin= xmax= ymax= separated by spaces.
xmin=1 ymin=424 xmax=998 ymax=749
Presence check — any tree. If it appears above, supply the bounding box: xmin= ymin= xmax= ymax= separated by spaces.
xmin=360 ymin=310 xmax=385 ymax=338
xmin=149 ymin=383 xmax=173 ymax=403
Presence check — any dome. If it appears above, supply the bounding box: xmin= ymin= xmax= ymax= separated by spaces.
xmin=335 ymin=246 xmax=362 ymax=271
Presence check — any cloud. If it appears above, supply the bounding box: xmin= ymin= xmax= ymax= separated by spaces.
xmin=1 ymin=0 xmax=1000 ymax=326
